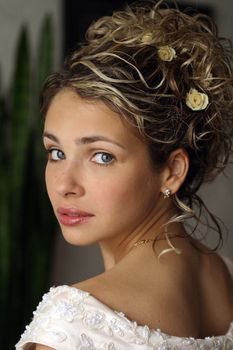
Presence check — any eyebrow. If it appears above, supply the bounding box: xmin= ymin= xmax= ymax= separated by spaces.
xmin=43 ymin=132 xmax=126 ymax=150
xmin=43 ymin=132 xmax=59 ymax=143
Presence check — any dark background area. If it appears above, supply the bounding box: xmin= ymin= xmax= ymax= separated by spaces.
xmin=63 ymin=0 xmax=214 ymax=56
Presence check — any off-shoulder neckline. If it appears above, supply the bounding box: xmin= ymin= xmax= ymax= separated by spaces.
xmin=50 ymin=284 xmax=233 ymax=341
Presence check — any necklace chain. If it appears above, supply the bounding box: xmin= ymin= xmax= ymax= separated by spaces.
xmin=133 ymin=235 xmax=185 ymax=247
xmin=134 ymin=239 xmax=157 ymax=247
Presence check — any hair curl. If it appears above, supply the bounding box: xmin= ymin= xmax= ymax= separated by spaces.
xmin=41 ymin=0 xmax=233 ymax=247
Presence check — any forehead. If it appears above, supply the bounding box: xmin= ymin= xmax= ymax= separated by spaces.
xmin=44 ymin=89 xmax=143 ymax=145
xmin=46 ymin=89 xmax=121 ymax=124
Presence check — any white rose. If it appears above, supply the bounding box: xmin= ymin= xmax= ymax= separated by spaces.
xmin=158 ymin=46 xmax=176 ymax=61
xmin=141 ymin=32 xmax=153 ymax=44
xmin=186 ymin=88 xmax=209 ymax=111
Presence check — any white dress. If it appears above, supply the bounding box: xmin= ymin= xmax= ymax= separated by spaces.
xmin=15 ymin=285 xmax=233 ymax=350
xmin=16 ymin=257 xmax=233 ymax=350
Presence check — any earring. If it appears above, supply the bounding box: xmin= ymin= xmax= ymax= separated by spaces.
xmin=163 ymin=188 xmax=172 ymax=198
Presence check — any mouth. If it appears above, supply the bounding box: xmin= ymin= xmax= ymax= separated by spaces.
xmin=57 ymin=207 xmax=94 ymax=226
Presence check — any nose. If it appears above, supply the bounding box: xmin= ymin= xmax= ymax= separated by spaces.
xmin=55 ymin=164 xmax=85 ymax=198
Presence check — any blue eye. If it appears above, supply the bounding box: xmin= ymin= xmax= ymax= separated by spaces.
xmin=48 ymin=149 xmax=65 ymax=161
xmin=92 ymin=152 xmax=114 ymax=165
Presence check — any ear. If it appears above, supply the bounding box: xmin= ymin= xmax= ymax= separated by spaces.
xmin=161 ymin=148 xmax=189 ymax=196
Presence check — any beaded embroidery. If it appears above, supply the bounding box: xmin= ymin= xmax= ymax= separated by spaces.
xmin=16 ymin=285 xmax=233 ymax=350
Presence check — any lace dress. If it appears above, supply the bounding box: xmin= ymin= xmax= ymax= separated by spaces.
xmin=15 ymin=284 xmax=233 ymax=350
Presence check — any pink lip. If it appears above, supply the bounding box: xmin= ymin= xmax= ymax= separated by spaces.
xmin=57 ymin=207 xmax=94 ymax=226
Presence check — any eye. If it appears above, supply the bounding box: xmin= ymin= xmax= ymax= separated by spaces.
xmin=92 ymin=152 xmax=114 ymax=165
xmin=47 ymin=149 xmax=65 ymax=161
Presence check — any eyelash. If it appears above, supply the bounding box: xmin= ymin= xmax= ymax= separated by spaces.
xmin=45 ymin=148 xmax=115 ymax=166
xmin=46 ymin=148 xmax=65 ymax=162
xmin=91 ymin=152 xmax=115 ymax=166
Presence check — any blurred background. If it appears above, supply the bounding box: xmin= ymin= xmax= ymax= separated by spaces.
xmin=0 ymin=0 xmax=233 ymax=348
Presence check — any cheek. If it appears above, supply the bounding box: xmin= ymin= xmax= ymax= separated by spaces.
xmin=45 ymin=165 xmax=50 ymax=189
xmin=45 ymin=165 xmax=55 ymax=202
xmin=92 ymin=171 xmax=159 ymax=212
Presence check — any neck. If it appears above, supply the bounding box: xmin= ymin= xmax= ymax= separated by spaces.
xmin=99 ymin=205 xmax=182 ymax=271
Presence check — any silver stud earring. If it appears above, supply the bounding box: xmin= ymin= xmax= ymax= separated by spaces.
xmin=163 ymin=188 xmax=172 ymax=198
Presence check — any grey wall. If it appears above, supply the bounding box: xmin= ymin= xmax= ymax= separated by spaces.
xmin=0 ymin=0 xmax=62 ymax=91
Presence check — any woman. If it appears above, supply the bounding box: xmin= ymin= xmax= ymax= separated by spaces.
xmin=16 ymin=0 xmax=233 ymax=349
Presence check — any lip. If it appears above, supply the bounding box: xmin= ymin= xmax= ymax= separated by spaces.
xmin=57 ymin=207 xmax=94 ymax=226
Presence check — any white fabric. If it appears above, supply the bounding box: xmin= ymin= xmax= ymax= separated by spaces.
xmin=16 ymin=283 xmax=233 ymax=350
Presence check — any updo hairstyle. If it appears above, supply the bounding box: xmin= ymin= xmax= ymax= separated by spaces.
xmin=41 ymin=0 xmax=233 ymax=245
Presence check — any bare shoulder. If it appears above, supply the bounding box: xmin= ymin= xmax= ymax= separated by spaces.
xmin=195 ymin=250 xmax=233 ymax=335
xmin=71 ymin=246 xmax=203 ymax=336
xmin=201 ymin=251 xmax=233 ymax=293
xmin=71 ymin=245 xmax=233 ymax=337
xmin=203 ymin=251 xmax=233 ymax=304
xmin=72 ymin=272 xmax=107 ymax=295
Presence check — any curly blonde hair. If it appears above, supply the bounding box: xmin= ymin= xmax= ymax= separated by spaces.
xmin=41 ymin=0 xmax=233 ymax=247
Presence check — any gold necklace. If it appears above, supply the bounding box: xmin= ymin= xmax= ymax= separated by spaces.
xmin=134 ymin=239 xmax=158 ymax=247
xmin=134 ymin=235 xmax=185 ymax=247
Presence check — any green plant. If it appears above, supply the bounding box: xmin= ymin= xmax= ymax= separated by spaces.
xmin=0 ymin=16 xmax=57 ymax=349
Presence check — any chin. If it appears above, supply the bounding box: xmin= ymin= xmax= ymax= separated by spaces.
xmin=60 ymin=226 xmax=99 ymax=246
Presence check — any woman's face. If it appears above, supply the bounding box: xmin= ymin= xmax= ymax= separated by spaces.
xmin=43 ymin=89 xmax=166 ymax=247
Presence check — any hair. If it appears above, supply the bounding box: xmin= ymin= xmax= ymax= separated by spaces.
xmin=41 ymin=0 xmax=233 ymax=248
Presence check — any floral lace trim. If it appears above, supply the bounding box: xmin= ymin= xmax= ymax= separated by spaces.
xmin=16 ymin=285 xmax=233 ymax=350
